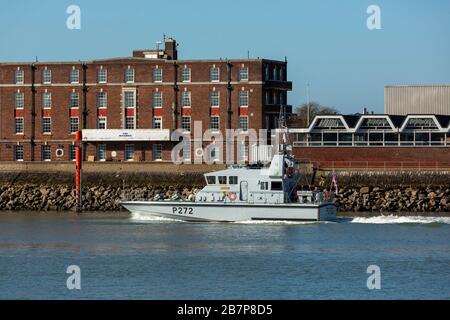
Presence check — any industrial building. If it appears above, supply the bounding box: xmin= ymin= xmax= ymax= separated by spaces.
xmin=385 ymin=85 xmax=450 ymax=115
xmin=0 ymin=38 xmax=292 ymax=162
xmin=290 ymin=114 xmax=450 ymax=169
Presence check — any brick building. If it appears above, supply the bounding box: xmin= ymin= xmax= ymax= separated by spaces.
xmin=0 ymin=38 xmax=292 ymax=162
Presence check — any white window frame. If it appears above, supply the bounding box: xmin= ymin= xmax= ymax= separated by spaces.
xmin=15 ymin=117 xmax=24 ymax=135
xmin=69 ymin=145 xmax=77 ymax=161
xmin=153 ymin=117 xmax=162 ymax=129
xmin=153 ymin=68 xmax=163 ymax=83
xmin=181 ymin=116 xmax=191 ymax=132
xmin=125 ymin=144 xmax=135 ymax=161
xmin=125 ymin=116 xmax=136 ymax=130
xmin=42 ymin=69 xmax=52 ymax=84
xmin=153 ymin=144 xmax=163 ymax=161
xmin=210 ymin=67 xmax=220 ymax=82
xmin=239 ymin=116 xmax=249 ymax=132
xmin=239 ymin=67 xmax=249 ymax=82
xmin=181 ymin=91 xmax=191 ymax=108
xmin=15 ymin=92 xmax=24 ymax=109
xmin=125 ymin=68 xmax=135 ymax=83
xmin=97 ymin=144 xmax=107 ymax=161
xmin=42 ymin=92 xmax=52 ymax=109
xmin=210 ymin=91 xmax=220 ymax=107
xmin=70 ymin=117 xmax=79 ymax=134
xmin=210 ymin=116 xmax=220 ymax=132
xmin=98 ymin=68 xmax=107 ymax=83
xmin=239 ymin=91 xmax=249 ymax=107
xmin=97 ymin=117 xmax=107 ymax=129
xmin=14 ymin=145 xmax=24 ymax=161
xmin=70 ymin=69 xmax=80 ymax=84
xmin=42 ymin=117 xmax=52 ymax=134
xmin=42 ymin=145 xmax=51 ymax=161
xmin=97 ymin=92 xmax=107 ymax=108
xmin=15 ymin=69 xmax=24 ymax=84
xmin=181 ymin=68 xmax=191 ymax=82
xmin=153 ymin=91 xmax=163 ymax=108
xmin=124 ymin=91 xmax=136 ymax=108
xmin=70 ymin=92 xmax=79 ymax=108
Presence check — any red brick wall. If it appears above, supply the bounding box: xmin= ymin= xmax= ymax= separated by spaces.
xmin=294 ymin=147 xmax=450 ymax=164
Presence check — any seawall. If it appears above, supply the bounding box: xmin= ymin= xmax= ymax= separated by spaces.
xmin=0 ymin=171 xmax=449 ymax=213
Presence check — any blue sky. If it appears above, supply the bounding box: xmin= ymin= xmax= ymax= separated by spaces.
xmin=1 ymin=0 xmax=449 ymax=114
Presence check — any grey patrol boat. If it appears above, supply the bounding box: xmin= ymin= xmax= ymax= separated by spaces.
xmin=120 ymin=147 xmax=337 ymax=223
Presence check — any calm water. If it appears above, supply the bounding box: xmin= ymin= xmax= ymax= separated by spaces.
xmin=0 ymin=212 xmax=449 ymax=300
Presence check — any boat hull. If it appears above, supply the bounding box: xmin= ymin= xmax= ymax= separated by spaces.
xmin=121 ymin=201 xmax=337 ymax=222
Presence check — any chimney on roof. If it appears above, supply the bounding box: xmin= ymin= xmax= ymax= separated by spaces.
xmin=164 ymin=38 xmax=178 ymax=60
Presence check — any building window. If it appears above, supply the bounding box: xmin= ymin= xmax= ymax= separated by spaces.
xmin=98 ymin=68 xmax=107 ymax=83
xmin=69 ymin=145 xmax=76 ymax=161
xmin=182 ymin=116 xmax=191 ymax=132
xmin=125 ymin=68 xmax=135 ymax=83
xmin=239 ymin=143 xmax=249 ymax=162
xmin=239 ymin=67 xmax=249 ymax=81
xmin=15 ymin=69 xmax=24 ymax=84
xmin=97 ymin=117 xmax=107 ymax=129
xmin=210 ymin=91 xmax=220 ymax=107
xmin=210 ymin=116 xmax=220 ymax=131
xmin=70 ymin=92 xmax=79 ymax=108
xmin=42 ymin=145 xmax=51 ymax=161
xmin=210 ymin=67 xmax=220 ymax=82
xmin=153 ymin=117 xmax=162 ymax=129
xmin=211 ymin=146 xmax=220 ymax=162
xmin=153 ymin=92 xmax=163 ymax=108
xmin=265 ymin=65 xmax=270 ymax=80
xmin=15 ymin=92 xmax=24 ymax=109
xmin=239 ymin=91 xmax=249 ymax=107
xmin=70 ymin=117 xmax=79 ymax=134
xmin=181 ymin=68 xmax=191 ymax=82
xmin=70 ymin=69 xmax=79 ymax=83
xmin=153 ymin=68 xmax=163 ymax=82
xmin=124 ymin=91 xmax=136 ymax=108
xmin=153 ymin=144 xmax=163 ymax=161
xmin=42 ymin=93 xmax=52 ymax=108
xmin=14 ymin=145 xmax=24 ymax=161
xmin=239 ymin=116 xmax=248 ymax=132
xmin=97 ymin=92 xmax=107 ymax=108
xmin=125 ymin=117 xmax=135 ymax=129
xmin=273 ymin=66 xmax=278 ymax=81
xmin=280 ymin=66 xmax=285 ymax=81
xmin=42 ymin=69 xmax=52 ymax=84
xmin=97 ymin=144 xmax=107 ymax=161
xmin=125 ymin=144 xmax=135 ymax=161
xmin=181 ymin=91 xmax=191 ymax=107
xmin=15 ymin=118 xmax=24 ymax=134
xmin=42 ymin=117 xmax=51 ymax=134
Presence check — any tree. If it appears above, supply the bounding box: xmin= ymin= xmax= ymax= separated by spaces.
xmin=288 ymin=102 xmax=339 ymax=128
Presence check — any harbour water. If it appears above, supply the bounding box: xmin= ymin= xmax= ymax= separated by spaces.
xmin=0 ymin=212 xmax=449 ymax=300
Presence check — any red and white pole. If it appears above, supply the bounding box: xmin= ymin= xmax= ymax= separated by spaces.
xmin=75 ymin=131 xmax=83 ymax=213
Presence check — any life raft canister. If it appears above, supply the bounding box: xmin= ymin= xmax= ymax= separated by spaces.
xmin=228 ymin=192 xmax=237 ymax=202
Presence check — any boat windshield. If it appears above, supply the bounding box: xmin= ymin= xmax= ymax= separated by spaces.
xmin=206 ymin=176 xmax=216 ymax=185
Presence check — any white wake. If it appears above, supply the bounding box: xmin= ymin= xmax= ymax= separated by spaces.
xmin=350 ymin=215 xmax=450 ymax=225
xmin=130 ymin=213 xmax=184 ymax=223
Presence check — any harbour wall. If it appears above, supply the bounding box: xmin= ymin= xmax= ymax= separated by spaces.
xmin=0 ymin=171 xmax=449 ymax=214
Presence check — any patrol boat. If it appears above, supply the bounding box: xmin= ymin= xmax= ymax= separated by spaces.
xmin=120 ymin=147 xmax=337 ymax=223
